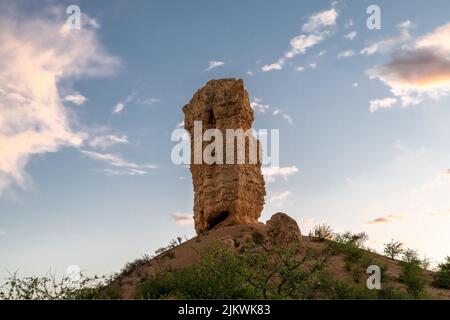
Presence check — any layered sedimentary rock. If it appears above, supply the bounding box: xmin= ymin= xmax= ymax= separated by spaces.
xmin=183 ymin=79 xmax=266 ymax=234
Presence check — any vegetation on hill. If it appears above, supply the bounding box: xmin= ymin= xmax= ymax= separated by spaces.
xmin=1 ymin=225 xmax=449 ymax=300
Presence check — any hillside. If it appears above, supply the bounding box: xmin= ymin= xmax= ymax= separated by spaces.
xmin=103 ymin=214 xmax=450 ymax=300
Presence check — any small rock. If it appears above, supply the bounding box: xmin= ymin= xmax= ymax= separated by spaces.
xmin=221 ymin=237 xmax=235 ymax=248
xmin=266 ymin=212 xmax=302 ymax=246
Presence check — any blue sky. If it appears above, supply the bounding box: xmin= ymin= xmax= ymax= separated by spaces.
xmin=1 ymin=0 xmax=450 ymax=278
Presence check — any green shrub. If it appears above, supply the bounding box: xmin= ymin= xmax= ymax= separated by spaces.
xmin=399 ymin=262 xmax=425 ymax=298
xmin=334 ymin=231 xmax=369 ymax=249
xmin=434 ymin=256 xmax=450 ymax=289
xmin=250 ymin=230 xmax=264 ymax=245
xmin=0 ymin=272 xmax=107 ymax=300
xmin=402 ymin=248 xmax=421 ymax=264
xmin=317 ymin=275 xmax=408 ymax=299
xmin=138 ymin=242 xmax=329 ymax=299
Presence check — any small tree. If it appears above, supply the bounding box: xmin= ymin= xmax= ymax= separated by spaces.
xmin=313 ymin=224 xmax=334 ymax=242
xmin=420 ymin=256 xmax=432 ymax=271
xmin=399 ymin=262 xmax=424 ymax=298
xmin=434 ymin=256 xmax=450 ymax=289
xmin=383 ymin=239 xmax=404 ymax=260
xmin=334 ymin=231 xmax=369 ymax=249
xmin=402 ymin=248 xmax=421 ymax=265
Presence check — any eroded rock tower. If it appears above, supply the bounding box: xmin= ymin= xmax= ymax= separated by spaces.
xmin=183 ymin=79 xmax=266 ymax=234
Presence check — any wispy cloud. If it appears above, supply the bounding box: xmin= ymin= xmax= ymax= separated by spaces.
xmin=262 ymin=166 xmax=299 ymax=182
xmin=273 ymin=109 xmax=293 ymax=124
xmin=171 ymin=212 xmax=194 ymax=226
xmin=63 ymin=92 xmax=87 ymax=106
xmin=112 ymin=102 xmax=124 ymax=114
xmin=111 ymin=90 xmax=160 ymax=114
xmin=269 ymin=190 xmax=291 ymax=205
xmin=344 ymin=31 xmax=357 ymax=40
xmin=104 ymin=168 xmax=148 ymax=176
xmin=262 ymin=7 xmax=337 ymax=72
xmin=0 ymin=7 xmax=119 ymax=195
xmin=337 ymin=50 xmax=355 ymax=59
xmin=361 ymin=21 xmax=411 ymax=56
xmin=367 ymin=214 xmax=404 ymax=224
xmin=369 ymin=97 xmax=397 ymax=112
xmin=140 ymin=97 xmax=161 ymax=105
xmin=250 ymin=97 xmax=270 ymax=113
xmin=81 ymin=150 xmax=157 ymax=175
xmin=262 ymin=62 xmax=283 ymax=72
xmin=89 ymin=135 xmax=129 ymax=149
xmin=112 ymin=91 xmax=137 ymax=114
xmin=302 ymin=7 xmax=338 ymax=33
xmin=205 ymin=60 xmax=225 ymax=71
xmin=430 ymin=209 xmax=450 ymax=217
xmin=344 ymin=19 xmax=354 ymax=29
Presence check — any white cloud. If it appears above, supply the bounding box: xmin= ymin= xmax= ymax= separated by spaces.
xmin=0 ymin=8 xmax=119 ymax=195
xmin=262 ymin=166 xmax=299 ymax=182
xmin=89 ymin=135 xmax=129 ymax=148
xmin=369 ymin=98 xmax=397 ymax=112
xmin=353 ymin=82 xmax=359 ymax=87
xmin=302 ymin=8 xmax=338 ymax=33
xmin=112 ymin=91 xmax=138 ymax=114
xmin=344 ymin=19 xmax=354 ymax=29
xmin=296 ymin=65 xmax=305 ymax=72
xmin=361 ymin=21 xmax=411 ymax=56
xmin=262 ymin=61 xmax=283 ymax=72
xmin=63 ymin=92 xmax=87 ymax=106
xmin=272 ymin=109 xmax=293 ymax=124
xmin=401 ymin=95 xmax=423 ymax=107
xmin=344 ymin=31 xmax=357 ymax=40
xmin=104 ymin=168 xmax=148 ymax=176
xmin=112 ymin=102 xmax=124 ymax=114
xmin=262 ymin=6 xmax=338 ymax=72
xmin=285 ymin=34 xmax=326 ymax=58
xmin=81 ymin=150 xmax=157 ymax=176
xmin=112 ymin=92 xmax=159 ymax=114
xmin=282 ymin=114 xmax=293 ymax=125
xmin=309 ymin=63 xmax=317 ymax=69
xmin=368 ymin=22 xmax=450 ymax=107
xmin=205 ymin=60 xmax=225 ymax=71
xmin=250 ymin=97 xmax=270 ymax=113
xmin=140 ymin=97 xmax=161 ymax=105
xmin=269 ymin=190 xmax=291 ymax=205
xmin=337 ymin=50 xmax=355 ymax=59
xmin=171 ymin=212 xmax=194 ymax=226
